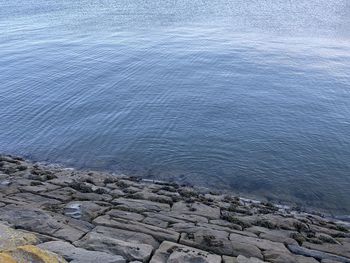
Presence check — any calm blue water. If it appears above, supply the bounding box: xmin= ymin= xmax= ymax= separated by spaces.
xmin=1 ymin=0 xmax=350 ymax=214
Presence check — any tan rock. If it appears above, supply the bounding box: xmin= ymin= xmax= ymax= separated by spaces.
xmin=0 ymin=223 xmax=38 ymax=251
xmin=0 ymin=245 xmax=68 ymax=263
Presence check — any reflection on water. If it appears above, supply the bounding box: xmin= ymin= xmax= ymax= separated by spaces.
xmin=0 ymin=0 xmax=350 ymax=214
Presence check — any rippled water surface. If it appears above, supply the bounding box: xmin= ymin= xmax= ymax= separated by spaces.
xmin=1 ymin=0 xmax=350 ymax=214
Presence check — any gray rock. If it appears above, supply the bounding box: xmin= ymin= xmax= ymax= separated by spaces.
xmin=236 ymin=255 xmax=266 ymax=263
xmin=47 ymin=176 xmax=75 ymax=187
xmin=0 ymin=204 xmax=93 ymax=242
xmin=150 ymin=241 xmax=221 ymax=263
xmin=197 ymin=222 xmax=257 ymax=237
xmin=229 ymin=232 xmax=290 ymax=254
xmin=161 ymin=211 xmax=209 ymax=223
xmin=223 ymin=255 xmax=239 ymax=263
xmin=5 ymin=192 xmax=62 ymax=207
xmin=74 ymin=231 xmax=153 ymax=262
xmin=107 ymin=209 xmax=145 ymax=221
xmin=19 ymin=183 xmax=60 ymax=193
xmin=93 ymin=215 xmax=180 ymax=242
xmin=92 ymin=225 xmax=159 ymax=249
xmin=73 ymin=191 xmax=113 ymax=202
xmin=179 ymin=226 xmax=234 ymax=256
xmin=295 ymin=255 xmax=320 ymax=263
xmin=40 ymin=187 xmax=77 ymax=202
xmin=171 ymin=201 xmax=220 ymax=219
xmin=142 ymin=212 xmax=187 ymax=226
xmin=210 ymin=219 xmax=243 ymax=231
xmin=112 ymin=198 xmax=170 ymax=213
xmin=143 ymin=216 xmax=169 ymax=228
xmin=302 ymin=242 xmax=350 ymax=258
xmin=288 ymin=244 xmax=350 ymax=263
xmin=110 ymin=189 xmax=126 ymax=198
xmin=259 ymin=229 xmax=298 ymax=245
xmin=38 ymin=241 xmax=126 ymax=263
xmin=130 ymin=190 xmax=173 ymax=204
xmin=64 ymin=201 xmax=109 ymax=221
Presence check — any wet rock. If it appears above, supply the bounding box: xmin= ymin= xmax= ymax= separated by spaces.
xmin=288 ymin=244 xmax=350 ymax=263
xmin=302 ymin=242 xmax=350 ymax=258
xmin=150 ymin=241 xmax=221 ymax=263
xmin=38 ymin=241 xmax=126 ymax=263
xmin=64 ymin=201 xmax=109 ymax=221
xmin=0 ymin=179 xmax=11 ymax=186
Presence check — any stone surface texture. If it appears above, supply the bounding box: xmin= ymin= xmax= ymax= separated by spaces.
xmin=0 ymin=154 xmax=349 ymax=263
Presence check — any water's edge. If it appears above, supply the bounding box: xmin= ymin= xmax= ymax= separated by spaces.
xmin=2 ymin=151 xmax=349 ymax=222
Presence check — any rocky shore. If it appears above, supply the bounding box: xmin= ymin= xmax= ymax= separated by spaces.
xmin=0 ymin=154 xmax=349 ymax=263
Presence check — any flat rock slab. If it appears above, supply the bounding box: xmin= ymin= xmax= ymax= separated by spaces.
xmin=302 ymin=242 xmax=350 ymax=259
xmin=93 ymin=215 xmax=180 ymax=243
xmin=229 ymin=232 xmax=290 ymax=254
xmin=92 ymin=225 xmax=159 ymax=249
xmin=112 ymin=198 xmax=170 ymax=213
xmin=74 ymin=231 xmax=153 ymax=262
xmin=179 ymin=226 xmax=234 ymax=256
xmin=222 ymin=255 xmax=267 ymax=263
xmin=288 ymin=245 xmax=350 ymax=263
xmin=0 ymin=204 xmax=93 ymax=242
xmin=171 ymin=201 xmax=221 ymax=219
xmin=150 ymin=241 xmax=221 ymax=263
xmin=5 ymin=192 xmax=62 ymax=208
xmin=107 ymin=209 xmax=145 ymax=222
xmin=38 ymin=241 xmax=126 ymax=263
xmin=64 ymin=201 xmax=109 ymax=221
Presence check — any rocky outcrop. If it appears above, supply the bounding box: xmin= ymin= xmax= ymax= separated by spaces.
xmin=0 ymin=154 xmax=349 ymax=263
xmin=0 ymin=223 xmax=67 ymax=263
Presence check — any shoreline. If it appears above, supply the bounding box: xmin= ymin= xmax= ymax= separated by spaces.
xmin=5 ymin=152 xmax=350 ymax=220
xmin=1 ymin=154 xmax=350 ymax=262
